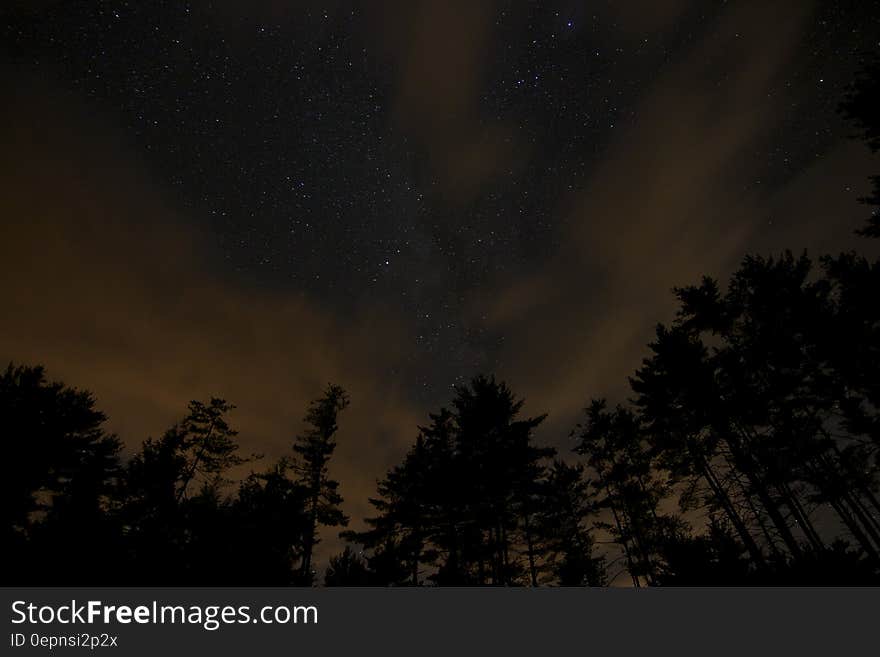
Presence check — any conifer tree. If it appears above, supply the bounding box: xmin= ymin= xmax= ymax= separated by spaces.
xmin=293 ymin=384 xmax=350 ymax=584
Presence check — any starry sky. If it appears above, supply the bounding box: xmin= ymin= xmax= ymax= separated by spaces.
xmin=2 ymin=1 xmax=880 ymax=553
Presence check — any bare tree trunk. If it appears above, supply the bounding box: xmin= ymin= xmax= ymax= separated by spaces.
xmin=813 ymin=452 xmax=880 ymax=549
xmin=829 ymin=497 xmax=880 ymax=562
xmin=523 ymin=512 xmax=538 ymax=587
xmin=411 ymin=536 xmax=421 ymax=586
xmin=176 ymin=419 xmax=216 ymax=503
xmin=602 ymin=479 xmax=640 ymax=587
xmin=778 ymin=480 xmax=825 ymax=552
xmin=723 ymin=432 xmax=804 ymax=559
xmin=698 ymin=453 xmax=766 ymax=566
xmin=828 ymin=445 xmax=880 ymax=534
xmin=842 ymin=489 xmax=880 ymax=551
xmin=724 ymin=453 xmax=785 ymax=561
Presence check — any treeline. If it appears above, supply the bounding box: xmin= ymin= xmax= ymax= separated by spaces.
xmin=2 ymin=371 xmax=350 ymax=585
xmin=327 ymin=61 xmax=880 ymax=586
xmin=3 ymin=249 xmax=879 ymax=586
xmin=338 ymin=377 xmax=604 ymax=587
xmin=338 ymin=251 xmax=880 ymax=586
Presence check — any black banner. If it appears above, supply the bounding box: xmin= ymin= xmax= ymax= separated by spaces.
xmin=2 ymin=588 xmax=877 ymax=655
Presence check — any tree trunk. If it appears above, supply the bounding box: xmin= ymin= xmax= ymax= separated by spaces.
xmin=523 ymin=512 xmax=538 ymax=586
xmin=778 ymin=480 xmax=824 ymax=553
xmin=601 ymin=478 xmax=640 ymax=587
xmin=723 ymin=430 xmax=804 ymax=559
xmin=829 ymin=497 xmax=880 ymax=562
xmin=697 ymin=453 xmax=766 ymax=566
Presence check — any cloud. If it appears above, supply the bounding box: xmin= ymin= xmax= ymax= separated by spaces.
xmin=365 ymin=0 xmax=524 ymax=202
xmin=476 ymin=0 xmax=871 ymax=440
xmin=0 ymin=75 xmax=421 ymax=560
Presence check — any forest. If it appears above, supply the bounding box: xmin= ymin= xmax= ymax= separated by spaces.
xmin=3 ymin=61 xmax=879 ymax=587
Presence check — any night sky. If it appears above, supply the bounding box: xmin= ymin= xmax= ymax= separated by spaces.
xmin=2 ymin=1 xmax=880 ymax=553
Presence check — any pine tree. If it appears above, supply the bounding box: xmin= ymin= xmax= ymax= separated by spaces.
xmin=120 ymin=396 xmax=248 ymax=582
xmin=537 ymin=461 xmax=606 ymax=586
xmin=574 ymin=400 xmax=676 ymax=586
xmin=324 ymin=547 xmax=373 ymax=586
xmin=293 ymin=384 xmax=350 ymax=584
xmin=0 ymin=363 xmax=123 ymax=583
xmin=346 ymin=376 xmax=554 ymax=586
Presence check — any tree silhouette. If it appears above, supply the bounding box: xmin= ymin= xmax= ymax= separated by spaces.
xmin=324 ymin=547 xmax=374 ymax=586
xmin=653 ymin=518 xmax=752 ymax=585
xmin=344 ymin=408 xmax=470 ymax=585
xmin=1 ymin=363 xmax=123 ymax=584
xmin=628 ymin=252 xmax=880 ymax=578
xmin=452 ymin=376 xmax=555 ymax=585
xmin=537 ymin=461 xmax=606 ymax=586
xmin=346 ymin=435 xmax=435 ymax=585
xmin=227 ymin=460 xmax=311 ymax=584
xmin=630 ymin=322 xmax=772 ymax=568
xmin=119 ymin=397 xmax=250 ymax=582
xmin=574 ymin=400 xmax=680 ymax=586
xmin=346 ymin=376 xmax=561 ymax=585
xmin=175 ymin=398 xmax=247 ymax=502
xmin=292 ymin=384 xmax=350 ymax=584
